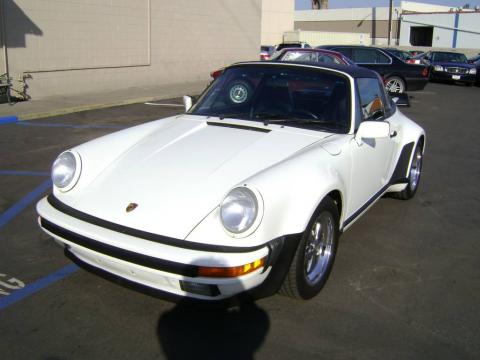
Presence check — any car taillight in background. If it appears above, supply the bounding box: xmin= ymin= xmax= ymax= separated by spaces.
xmin=422 ymin=67 xmax=429 ymax=77
xmin=210 ymin=68 xmax=224 ymax=79
xmin=406 ymin=59 xmax=422 ymax=65
xmin=260 ymin=53 xmax=270 ymax=61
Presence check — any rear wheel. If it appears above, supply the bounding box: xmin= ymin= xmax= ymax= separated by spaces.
xmin=392 ymin=142 xmax=423 ymax=200
xmin=385 ymin=76 xmax=406 ymax=93
xmin=280 ymin=197 xmax=339 ymax=299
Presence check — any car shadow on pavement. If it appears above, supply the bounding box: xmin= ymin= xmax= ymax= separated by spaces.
xmin=157 ymin=300 xmax=269 ymax=360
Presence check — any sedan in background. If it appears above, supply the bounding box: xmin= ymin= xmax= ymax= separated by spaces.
xmin=271 ymin=48 xmax=355 ymax=66
xmin=260 ymin=46 xmax=275 ymax=61
xmin=468 ymin=55 xmax=480 ymax=84
xmin=317 ymin=45 xmax=429 ymax=93
xmin=418 ymin=51 xmax=476 ymax=86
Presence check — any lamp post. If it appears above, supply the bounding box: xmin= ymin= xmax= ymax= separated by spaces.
xmin=388 ymin=0 xmax=393 ymax=45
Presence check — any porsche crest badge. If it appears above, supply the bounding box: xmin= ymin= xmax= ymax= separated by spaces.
xmin=126 ymin=203 xmax=138 ymax=212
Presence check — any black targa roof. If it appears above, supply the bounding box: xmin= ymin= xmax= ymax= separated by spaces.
xmin=229 ymin=61 xmax=379 ymax=79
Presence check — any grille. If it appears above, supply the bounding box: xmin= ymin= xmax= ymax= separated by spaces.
xmin=446 ymin=67 xmax=468 ymax=74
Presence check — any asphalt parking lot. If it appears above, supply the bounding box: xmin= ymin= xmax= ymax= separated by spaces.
xmin=1 ymin=83 xmax=479 ymax=360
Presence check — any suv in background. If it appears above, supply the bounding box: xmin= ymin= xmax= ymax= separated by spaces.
xmin=317 ymin=45 xmax=429 ymax=93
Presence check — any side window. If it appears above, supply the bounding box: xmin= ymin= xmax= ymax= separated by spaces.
xmin=333 ymin=47 xmax=352 ymax=59
xmin=353 ymin=49 xmax=390 ymax=64
xmin=374 ymin=50 xmax=391 ymax=64
xmin=357 ymin=78 xmax=385 ymax=122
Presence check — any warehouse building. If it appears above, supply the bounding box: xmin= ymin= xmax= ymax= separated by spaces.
xmin=293 ymin=1 xmax=480 ymax=49
xmin=400 ymin=10 xmax=480 ymax=48
xmin=0 ymin=0 xmax=294 ymax=100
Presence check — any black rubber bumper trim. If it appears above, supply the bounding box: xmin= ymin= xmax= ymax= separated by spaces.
xmin=41 ymin=217 xmax=200 ymax=277
xmin=46 ymin=194 xmax=265 ymax=253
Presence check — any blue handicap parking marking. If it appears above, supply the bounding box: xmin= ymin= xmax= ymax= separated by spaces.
xmin=0 ymin=179 xmax=52 ymax=230
xmin=16 ymin=121 xmax=125 ymax=129
xmin=0 ymin=170 xmax=50 ymax=177
xmin=0 ymin=173 xmax=80 ymax=310
xmin=0 ymin=264 xmax=79 ymax=310
xmin=0 ymin=115 xmax=18 ymax=125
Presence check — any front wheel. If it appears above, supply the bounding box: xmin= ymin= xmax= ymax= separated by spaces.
xmin=392 ymin=142 xmax=423 ymax=200
xmin=385 ymin=76 xmax=406 ymax=93
xmin=280 ymin=197 xmax=339 ymax=299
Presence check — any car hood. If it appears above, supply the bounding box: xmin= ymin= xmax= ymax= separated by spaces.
xmin=432 ymin=61 xmax=474 ymax=68
xmin=66 ymin=115 xmax=332 ymax=239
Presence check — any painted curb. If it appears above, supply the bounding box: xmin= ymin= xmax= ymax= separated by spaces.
xmin=0 ymin=115 xmax=18 ymax=125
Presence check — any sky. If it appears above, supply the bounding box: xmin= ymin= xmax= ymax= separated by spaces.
xmin=295 ymin=0 xmax=480 ymax=10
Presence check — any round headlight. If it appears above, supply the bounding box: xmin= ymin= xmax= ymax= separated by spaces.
xmin=220 ymin=187 xmax=258 ymax=234
xmin=434 ymin=65 xmax=444 ymax=72
xmin=469 ymin=68 xmax=477 ymax=75
xmin=52 ymin=151 xmax=77 ymax=189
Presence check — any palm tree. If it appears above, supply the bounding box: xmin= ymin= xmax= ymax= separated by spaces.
xmin=311 ymin=0 xmax=328 ymax=10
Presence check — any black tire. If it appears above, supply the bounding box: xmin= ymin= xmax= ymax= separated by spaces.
xmin=391 ymin=142 xmax=423 ymax=200
xmin=465 ymin=82 xmax=473 ymax=87
xmin=385 ymin=76 xmax=406 ymax=93
xmin=280 ymin=197 xmax=340 ymax=299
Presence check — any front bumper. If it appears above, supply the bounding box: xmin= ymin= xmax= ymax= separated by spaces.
xmin=37 ymin=196 xmax=295 ymax=301
xmin=430 ymin=71 xmax=476 ymax=83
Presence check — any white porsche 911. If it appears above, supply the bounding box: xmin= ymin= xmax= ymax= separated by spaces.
xmin=37 ymin=62 xmax=425 ymax=301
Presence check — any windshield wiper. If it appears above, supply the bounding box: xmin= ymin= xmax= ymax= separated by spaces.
xmin=252 ymin=112 xmax=303 ymax=125
xmin=217 ymin=113 xmax=249 ymax=120
xmin=253 ymin=113 xmax=348 ymax=130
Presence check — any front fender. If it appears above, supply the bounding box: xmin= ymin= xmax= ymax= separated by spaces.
xmin=186 ymin=146 xmax=348 ymax=247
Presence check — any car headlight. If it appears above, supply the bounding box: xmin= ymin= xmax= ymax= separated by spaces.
xmin=434 ymin=65 xmax=444 ymax=72
xmin=220 ymin=187 xmax=259 ymax=234
xmin=469 ymin=68 xmax=477 ymax=75
xmin=52 ymin=151 xmax=81 ymax=191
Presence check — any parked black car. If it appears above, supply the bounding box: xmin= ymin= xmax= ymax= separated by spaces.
xmin=317 ymin=45 xmax=429 ymax=93
xmin=418 ymin=51 xmax=476 ymax=86
xmin=467 ymin=55 xmax=480 ymax=85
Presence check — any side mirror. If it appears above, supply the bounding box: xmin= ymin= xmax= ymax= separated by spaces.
xmin=388 ymin=92 xmax=410 ymax=107
xmin=183 ymin=95 xmax=193 ymax=112
xmin=355 ymin=121 xmax=390 ymax=145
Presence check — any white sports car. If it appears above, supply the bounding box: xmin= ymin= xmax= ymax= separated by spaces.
xmin=37 ymin=62 xmax=425 ymax=301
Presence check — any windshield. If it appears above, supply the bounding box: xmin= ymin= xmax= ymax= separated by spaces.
xmin=432 ymin=52 xmax=467 ymax=63
xmin=278 ymin=50 xmax=345 ymax=65
xmin=189 ymin=65 xmax=351 ymax=133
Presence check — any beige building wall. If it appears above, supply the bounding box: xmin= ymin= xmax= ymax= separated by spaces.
xmin=295 ymin=7 xmax=401 ymax=45
xmin=261 ymin=0 xmax=294 ymax=45
xmin=2 ymin=0 xmax=262 ymax=99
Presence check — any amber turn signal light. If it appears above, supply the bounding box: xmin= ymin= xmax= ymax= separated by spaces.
xmin=198 ymin=257 xmax=266 ymax=278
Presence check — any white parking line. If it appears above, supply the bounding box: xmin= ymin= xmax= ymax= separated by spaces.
xmin=412 ymin=91 xmax=437 ymax=95
xmin=144 ymin=102 xmax=184 ymax=107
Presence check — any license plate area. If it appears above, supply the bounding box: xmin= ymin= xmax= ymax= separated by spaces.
xmin=452 ymin=75 xmax=461 ymax=80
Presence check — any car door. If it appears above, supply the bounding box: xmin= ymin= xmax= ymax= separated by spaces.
xmin=346 ymin=77 xmax=396 ymax=221
xmin=350 ymin=48 xmax=392 ymax=77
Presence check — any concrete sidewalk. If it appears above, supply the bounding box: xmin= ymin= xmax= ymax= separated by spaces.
xmin=0 ymin=80 xmax=207 ymax=121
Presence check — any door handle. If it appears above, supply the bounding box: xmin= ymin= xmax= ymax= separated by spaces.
xmin=390 ymin=130 xmax=397 ymax=138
